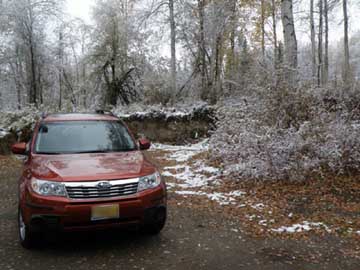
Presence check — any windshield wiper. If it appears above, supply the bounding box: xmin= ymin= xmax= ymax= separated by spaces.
xmin=71 ymin=150 xmax=113 ymax=154
xmin=36 ymin=152 xmax=64 ymax=155
xmin=117 ymin=148 xmax=137 ymax=152
xmin=72 ymin=149 xmax=137 ymax=154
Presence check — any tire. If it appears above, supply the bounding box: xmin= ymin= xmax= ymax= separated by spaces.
xmin=18 ymin=208 xmax=37 ymax=249
xmin=143 ymin=208 xmax=167 ymax=235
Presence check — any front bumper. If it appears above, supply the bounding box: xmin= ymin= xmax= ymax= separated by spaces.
xmin=22 ymin=183 xmax=167 ymax=232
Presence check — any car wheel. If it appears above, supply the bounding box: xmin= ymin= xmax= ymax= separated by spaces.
xmin=143 ymin=208 xmax=167 ymax=235
xmin=18 ymin=208 xmax=37 ymax=249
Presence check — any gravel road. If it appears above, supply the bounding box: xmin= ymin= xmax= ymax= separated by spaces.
xmin=0 ymin=155 xmax=359 ymax=270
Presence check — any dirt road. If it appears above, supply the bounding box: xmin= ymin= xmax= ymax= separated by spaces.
xmin=0 ymin=155 xmax=359 ymax=270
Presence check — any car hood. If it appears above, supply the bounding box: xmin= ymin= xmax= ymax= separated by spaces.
xmin=30 ymin=151 xmax=156 ymax=181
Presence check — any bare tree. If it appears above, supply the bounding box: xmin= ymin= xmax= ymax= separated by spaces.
xmin=323 ymin=0 xmax=329 ymax=84
xmin=318 ymin=0 xmax=323 ymax=86
xmin=342 ymin=0 xmax=350 ymax=83
xmin=58 ymin=29 xmax=64 ymax=110
xmin=197 ymin=0 xmax=206 ymax=99
xmin=5 ymin=0 xmax=62 ymax=107
xmin=281 ymin=0 xmax=298 ymax=85
xmin=260 ymin=0 xmax=266 ymax=60
xmin=272 ymin=0 xmax=278 ymax=70
xmin=310 ymin=0 xmax=317 ymax=82
xmin=169 ymin=0 xmax=177 ymax=94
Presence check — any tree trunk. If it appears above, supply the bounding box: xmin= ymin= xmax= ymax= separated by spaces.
xmin=38 ymin=61 xmax=43 ymax=105
xmin=226 ymin=0 xmax=237 ymax=92
xmin=29 ymin=39 xmax=37 ymax=106
xmin=280 ymin=0 xmax=298 ymax=85
xmin=169 ymin=0 xmax=177 ymax=94
xmin=310 ymin=0 xmax=316 ymax=82
xmin=261 ymin=0 xmax=265 ymax=60
xmin=81 ymin=33 xmax=87 ymax=108
xmin=27 ymin=2 xmax=37 ymax=107
xmin=324 ymin=0 xmax=329 ymax=84
xmin=272 ymin=0 xmax=277 ymax=70
xmin=59 ymin=31 xmax=63 ymax=110
xmin=342 ymin=0 xmax=350 ymax=83
xmin=198 ymin=0 xmax=206 ymax=100
xmin=12 ymin=44 xmax=23 ymax=109
xmin=317 ymin=0 xmax=323 ymax=87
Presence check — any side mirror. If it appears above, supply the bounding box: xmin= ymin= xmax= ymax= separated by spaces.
xmin=139 ymin=138 xmax=151 ymax=150
xmin=11 ymin=142 xmax=27 ymax=155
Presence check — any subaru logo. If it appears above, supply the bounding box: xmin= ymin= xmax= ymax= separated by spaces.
xmin=96 ymin=181 xmax=112 ymax=190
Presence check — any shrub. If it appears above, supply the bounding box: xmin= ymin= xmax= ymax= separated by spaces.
xmin=210 ymin=85 xmax=360 ymax=182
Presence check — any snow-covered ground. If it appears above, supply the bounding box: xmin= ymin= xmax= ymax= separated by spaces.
xmin=271 ymin=222 xmax=332 ymax=233
xmin=151 ymin=139 xmax=221 ymax=188
xmin=150 ymin=140 xmax=353 ymax=235
xmin=151 ymin=141 xmax=249 ymax=205
xmin=175 ymin=190 xmax=246 ymax=205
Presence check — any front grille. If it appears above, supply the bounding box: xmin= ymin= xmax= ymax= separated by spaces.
xmin=65 ymin=179 xmax=139 ymax=199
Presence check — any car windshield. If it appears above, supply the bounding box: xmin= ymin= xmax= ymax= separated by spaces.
xmin=34 ymin=121 xmax=136 ymax=154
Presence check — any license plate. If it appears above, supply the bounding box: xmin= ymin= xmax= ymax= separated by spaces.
xmin=91 ymin=204 xmax=119 ymax=221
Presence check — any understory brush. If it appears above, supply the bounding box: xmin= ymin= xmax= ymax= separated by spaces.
xmin=210 ymin=84 xmax=360 ymax=181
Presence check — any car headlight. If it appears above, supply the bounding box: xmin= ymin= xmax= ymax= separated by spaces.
xmin=30 ymin=178 xmax=67 ymax=197
xmin=138 ymin=172 xmax=161 ymax=192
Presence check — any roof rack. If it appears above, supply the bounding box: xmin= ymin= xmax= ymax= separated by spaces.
xmin=95 ymin=109 xmax=114 ymax=116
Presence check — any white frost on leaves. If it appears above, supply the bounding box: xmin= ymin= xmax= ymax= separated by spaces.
xmin=251 ymin=203 xmax=265 ymax=211
xmin=228 ymin=190 xmax=246 ymax=196
xmin=0 ymin=108 xmax=40 ymax=133
xmin=0 ymin=128 xmax=10 ymax=138
xmin=210 ymin=94 xmax=360 ymax=181
xmin=113 ymin=102 xmax=209 ymax=119
xmin=259 ymin=220 xmax=268 ymax=226
xmin=272 ymin=222 xmax=331 ymax=233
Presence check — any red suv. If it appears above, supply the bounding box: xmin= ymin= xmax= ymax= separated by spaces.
xmin=11 ymin=112 xmax=167 ymax=248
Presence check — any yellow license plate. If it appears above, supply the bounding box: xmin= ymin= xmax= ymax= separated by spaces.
xmin=91 ymin=204 xmax=119 ymax=221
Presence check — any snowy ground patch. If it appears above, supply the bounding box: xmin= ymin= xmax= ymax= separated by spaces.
xmin=162 ymin=165 xmax=216 ymax=187
xmin=175 ymin=190 xmax=246 ymax=205
xmin=152 ymin=139 xmax=221 ymax=188
xmin=152 ymin=140 xmax=251 ymax=207
xmin=151 ymin=139 xmax=209 ymax=162
xmin=272 ymin=221 xmax=331 ymax=233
